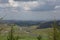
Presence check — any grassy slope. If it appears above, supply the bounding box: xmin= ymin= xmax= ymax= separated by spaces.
xmin=0 ymin=24 xmax=54 ymax=40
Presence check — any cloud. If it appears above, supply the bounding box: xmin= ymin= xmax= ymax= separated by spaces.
xmin=0 ymin=0 xmax=8 ymax=3
xmin=9 ymin=0 xmax=39 ymax=10
xmin=9 ymin=0 xmax=57 ymax=11
xmin=22 ymin=1 xmax=39 ymax=11
xmin=55 ymin=6 xmax=60 ymax=9
xmin=0 ymin=0 xmax=60 ymax=20
xmin=55 ymin=6 xmax=60 ymax=10
xmin=31 ymin=0 xmax=56 ymax=11
xmin=56 ymin=0 xmax=60 ymax=5
xmin=0 ymin=0 xmax=60 ymax=11
xmin=54 ymin=0 xmax=60 ymax=10
xmin=14 ymin=0 xmax=37 ymax=1
xmin=0 ymin=4 xmax=10 ymax=7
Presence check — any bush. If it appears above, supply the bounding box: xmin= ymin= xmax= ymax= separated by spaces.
xmin=37 ymin=35 xmax=42 ymax=40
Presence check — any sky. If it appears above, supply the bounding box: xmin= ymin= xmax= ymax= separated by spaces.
xmin=0 ymin=0 xmax=60 ymax=21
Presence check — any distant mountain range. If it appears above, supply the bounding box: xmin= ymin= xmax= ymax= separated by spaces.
xmin=0 ymin=20 xmax=60 ymax=28
xmin=37 ymin=20 xmax=60 ymax=29
xmin=0 ymin=20 xmax=44 ymax=26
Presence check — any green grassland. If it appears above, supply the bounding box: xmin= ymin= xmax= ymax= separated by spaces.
xmin=0 ymin=24 xmax=53 ymax=40
xmin=0 ymin=24 xmax=60 ymax=40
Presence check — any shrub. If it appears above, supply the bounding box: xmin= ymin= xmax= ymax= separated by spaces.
xmin=37 ymin=35 xmax=42 ymax=40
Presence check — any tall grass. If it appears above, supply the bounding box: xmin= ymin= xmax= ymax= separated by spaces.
xmin=52 ymin=20 xmax=60 ymax=40
xmin=7 ymin=24 xmax=20 ymax=40
xmin=7 ymin=24 xmax=15 ymax=40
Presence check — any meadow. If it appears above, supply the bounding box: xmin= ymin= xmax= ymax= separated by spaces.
xmin=0 ymin=21 xmax=60 ymax=40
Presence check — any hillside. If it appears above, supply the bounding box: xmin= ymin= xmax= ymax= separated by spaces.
xmin=0 ymin=20 xmax=60 ymax=28
xmin=0 ymin=23 xmax=54 ymax=40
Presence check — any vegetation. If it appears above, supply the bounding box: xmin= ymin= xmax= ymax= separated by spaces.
xmin=37 ymin=35 xmax=42 ymax=40
xmin=0 ymin=19 xmax=60 ymax=40
xmin=52 ymin=20 xmax=60 ymax=40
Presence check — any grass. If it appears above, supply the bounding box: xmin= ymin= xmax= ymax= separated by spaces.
xmin=0 ymin=23 xmax=60 ymax=40
xmin=0 ymin=26 xmax=48 ymax=40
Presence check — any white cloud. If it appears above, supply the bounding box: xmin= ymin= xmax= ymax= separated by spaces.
xmin=12 ymin=1 xmax=45 ymax=10
xmin=9 ymin=0 xmax=18 ymax=7
xmin=55 ymin=6 xmax=60 ymax=10
xmin=22 ymin=1 xmax=39 ymax=11
xmin=55 ymin=6 xmax=60 ymax=9
xmin=8 ymin=0 xmax=46 ymax=11
xmin=8 ymin=0 xmax=57 ymax=11
xmin=9 ymin=0 xmax=39 ymax=11
xmin=0 ymin=0 xmax=60 ymax=11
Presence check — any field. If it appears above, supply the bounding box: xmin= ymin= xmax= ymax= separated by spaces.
xmin=0 ymin=23 xmax=60 ymax=40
